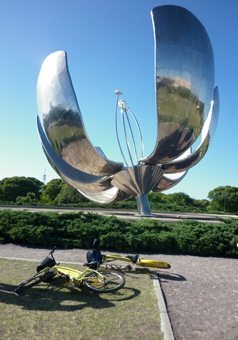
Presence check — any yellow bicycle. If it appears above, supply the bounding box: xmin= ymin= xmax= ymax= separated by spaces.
xmin=86 ymin=239 xmax=171 ymax=271
xmin=101 ymin=253 xmax=171 ymax=271
xmin=15 ymin=248 xmax=125 ymax=294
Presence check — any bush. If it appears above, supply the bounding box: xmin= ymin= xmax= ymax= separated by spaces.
xmin=0 ymin=210 xmax=237 ymax=258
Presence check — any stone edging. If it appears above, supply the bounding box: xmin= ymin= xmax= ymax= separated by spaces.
xmin=153 ymin=278 xmax=175 ymax=340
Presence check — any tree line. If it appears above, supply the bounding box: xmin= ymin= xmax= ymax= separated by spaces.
xmin=0 ymin=176 xmax=237 ymax=214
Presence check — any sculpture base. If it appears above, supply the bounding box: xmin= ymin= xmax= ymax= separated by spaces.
xmin=136 ymin=194 xmax=152 ymax=216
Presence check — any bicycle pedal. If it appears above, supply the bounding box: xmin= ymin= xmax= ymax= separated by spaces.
xmin=125 ymin=265 xmax=133 ymax=271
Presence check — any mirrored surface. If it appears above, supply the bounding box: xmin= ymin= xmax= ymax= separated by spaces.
xmin=142 ymin=5 xmax=215 ymax=164
xmin=163 ymin=86 xmax=219 ymax=173
xmin=37 ymin=51 xmax=123 ymax=177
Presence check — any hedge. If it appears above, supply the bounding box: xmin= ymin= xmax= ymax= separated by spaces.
xmin=0 ymin=210 xmax=237 ymax=258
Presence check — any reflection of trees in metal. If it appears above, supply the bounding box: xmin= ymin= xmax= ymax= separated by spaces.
xmin=43 ymin=107 xmax=85 ymax=156
xmin=37 ymin=5 xmax=219 ymax=215
xmin=157 ymin=77 xmax=204 ymax=131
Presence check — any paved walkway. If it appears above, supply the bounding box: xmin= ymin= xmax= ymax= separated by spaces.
xmin=158 ymin=254 xmax=238 ymax=340
xmin=0 ymin=244 xmax=237 ymax=340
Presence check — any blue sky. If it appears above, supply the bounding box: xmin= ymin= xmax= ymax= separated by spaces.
xmin=0 ymin=0 xmax=237 ymax=199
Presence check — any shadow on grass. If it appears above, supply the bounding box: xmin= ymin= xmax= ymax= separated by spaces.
xmin=0 ymin=283 xmax=141 ymax=311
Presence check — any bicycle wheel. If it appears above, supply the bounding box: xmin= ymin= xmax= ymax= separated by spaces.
xmin=83 ymin=270 xmax=125 ymax=293
xmin=15 ymin=270 xmax=55 ymax=294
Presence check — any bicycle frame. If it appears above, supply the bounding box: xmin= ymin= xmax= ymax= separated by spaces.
xmin=102 ymin=254 xmax=133 ymax=263
xmin=34 ymin=247 xmax=106 ymax=288
xmin=87 ymin=238 xmax=170 ymax=270
xmin=101 ymin=253 xmax=171 ymax=269
xmin=53 ymin=265 xmax=105 ymax=286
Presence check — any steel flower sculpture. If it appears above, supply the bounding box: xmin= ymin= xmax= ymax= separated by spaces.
xmin=37 ymin=5 xmax=219 ymax=215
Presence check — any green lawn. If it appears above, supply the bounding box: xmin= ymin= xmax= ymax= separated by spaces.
xmin=0 ymin=259 xmax=163 ymax=340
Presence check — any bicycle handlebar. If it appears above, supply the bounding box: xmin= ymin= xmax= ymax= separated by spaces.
xmin=49 ymin=246 xmax=57 ymax=259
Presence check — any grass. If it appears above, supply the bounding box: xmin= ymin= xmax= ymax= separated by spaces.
xmin=0 ymin=259 xmax=163 ymax=340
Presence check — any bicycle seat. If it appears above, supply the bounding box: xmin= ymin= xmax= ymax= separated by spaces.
xmin=126 ymin=254 xmax=139 ymax=264
xmin=37 ymin=256 xmax=56 ymax=272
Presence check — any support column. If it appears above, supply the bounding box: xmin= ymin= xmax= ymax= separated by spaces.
xmin=136 ymin=193 xmax=152 ymax=216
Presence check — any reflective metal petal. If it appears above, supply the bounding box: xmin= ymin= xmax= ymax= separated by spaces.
xmin=142 ymin=5 xmax=215 ymax=164
xmin=38 ymin=115 xmax=130 ymax=204
xmin=37 ymin=115 xmax=103 ymax=183
xmin=154 ymin=147 xmax=190 ymax=191
xmin=154 ymin=172 xmax=187 ymax=191
xmin=77 ymin=186 xmax=130 ymax=204
xmin=163 ymin=86 xmax=219 ymax=173
xmin=37 ymin=51 xmax=123 ymax=176
xmin=111 ymin=164 xmax=164 ymax=196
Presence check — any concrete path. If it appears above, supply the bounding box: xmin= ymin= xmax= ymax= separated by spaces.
xmin=0 ymin=244 xmax=237 ymax=340
xmin=158 ymin=254 xmax=238 ymax=340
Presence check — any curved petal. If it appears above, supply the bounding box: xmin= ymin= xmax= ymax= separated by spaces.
xmin=37 ymin=50 xmax=123 ymax=176
xmin=111 ymin=165 xmax=164 ymax=195
xmin=142 ymin=5 xmax=215 ymax=164
xmin=163 ymin=86 xmax=219 ymax=173
xmin=38 ymin=115 xmax=129 ymax=204
xmin=154 ymin=172 xmax=187 ymax=191
xmin=77 ymin=187 xmax=130 ymax=204
xmin=153 ymin=149 xmax=190 ymax=191
xmin=37 ymin=115 xmax=103 ymax=183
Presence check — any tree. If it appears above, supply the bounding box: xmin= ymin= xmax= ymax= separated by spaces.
xmin=208 ymin=186 xmax=238 ymax=213
xmin=40 ymin=179 xmax=64 ymax=204
xmin=149 ymin=192 xmax=166 ymax=204
xmin=16 ymin=192 xmax=38 ymax=205
xmin=193 ymin=199 xmax=209 ymax=211
xmin=54 ymin=183 xmax=88 ymax=205
xmin=0 ymin=177 xmax=43 ymax=203
xmin=166 ymin=192 xmax=194 ymax=206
